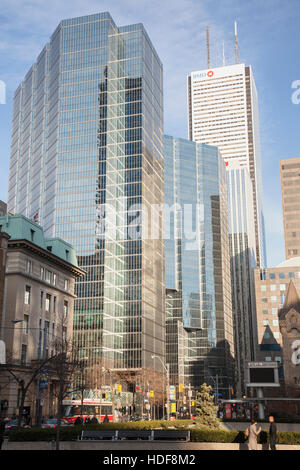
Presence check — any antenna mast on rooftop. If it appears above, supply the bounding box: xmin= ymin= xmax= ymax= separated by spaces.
xmin=222 ymin=41 xmax=226 ymax=66
xmin=234 ymin=21 xmax=239 ymax=64
xmin=206 ymin=26 xmax=210 ymax=69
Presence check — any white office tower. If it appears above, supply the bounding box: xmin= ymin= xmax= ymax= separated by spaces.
xmin=187 ymin=63 xmax=266 ymax=268
xmin=226 ymin=160 xmax=258 ymax=395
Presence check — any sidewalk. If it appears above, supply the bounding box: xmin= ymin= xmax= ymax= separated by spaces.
xmin=3 ymin=440 xmax=300 ymax=450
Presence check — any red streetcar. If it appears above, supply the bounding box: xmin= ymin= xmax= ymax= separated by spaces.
xmin=62 ymin=399 xmax=113 ymax=423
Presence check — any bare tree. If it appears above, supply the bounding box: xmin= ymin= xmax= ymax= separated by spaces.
xmin=0 ymin=353 xmax=56 ymax=426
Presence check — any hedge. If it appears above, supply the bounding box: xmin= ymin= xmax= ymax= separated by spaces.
xmin=9 ymin=420 xmax=195 ymax=442
xmin=9 ymin=423 xmax=300 ymax=445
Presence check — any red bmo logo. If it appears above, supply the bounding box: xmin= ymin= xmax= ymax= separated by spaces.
xmin=207 ymin=70 xmax=214 ymax=77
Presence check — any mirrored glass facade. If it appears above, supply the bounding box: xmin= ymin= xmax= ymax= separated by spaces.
xmin=226 ymin=161 xmax=257 ymax=395
xmin=8 ymin=13 xmax=165 ymax=382
xmin=164 ymin=136 xmax=235 ymax=395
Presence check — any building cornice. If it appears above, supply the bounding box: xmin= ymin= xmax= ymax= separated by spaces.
xmin=7 ymin=239 xmax=85 ymax=277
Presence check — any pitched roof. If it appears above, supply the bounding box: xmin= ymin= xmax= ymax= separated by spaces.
xmin=279 ymin=280 xmax=300 ymax=319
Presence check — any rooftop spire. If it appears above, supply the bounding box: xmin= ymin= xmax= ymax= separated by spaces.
xmin=234 ymin=21 xmax=239 ymax=64
xmin=280 ymin=279 xmax=300 ymax=318
xmin=206 ymin=26 xmax=210 ymax=69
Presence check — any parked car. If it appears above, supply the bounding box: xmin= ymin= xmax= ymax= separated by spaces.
xmin=129 ymin=414 xmax=143 ymax=422
xmin=4 ymin=419 xmax=19 ymax=433
xmin=41 ymin=418 xmax=71 ymax=429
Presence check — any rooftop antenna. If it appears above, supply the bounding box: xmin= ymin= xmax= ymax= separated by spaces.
xmin=234 ymin=21 xmax=239 ymax=64
xmin=206 ymin=26 xmax=210 ymax=69
xmin=222 ymin=41 xmax=226 ymax=66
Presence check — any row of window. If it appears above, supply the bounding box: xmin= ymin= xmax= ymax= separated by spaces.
xmin=259 ymin=270 xmax=298 ymax=280
xmin=260 ymin=284 xmax=287 ymax=292
xmin=26 ymin=258 xmax=70 ymax=291
xmin=261 ymin=296 xmax=285 ymax=303
xmin=24 ymin=286 xmax=69 ymax=315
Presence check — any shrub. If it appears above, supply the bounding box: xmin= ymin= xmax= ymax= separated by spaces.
xmin=9 ymin=422 xmax=300 ymax=445
xmin=9 ymin=420 xmax=195 ymax=441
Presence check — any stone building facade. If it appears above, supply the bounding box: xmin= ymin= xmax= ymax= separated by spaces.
xmin=0 ymin=215 xmax=84 ymax=420
xmin=279 ymin=280 xmax=300 ymax=398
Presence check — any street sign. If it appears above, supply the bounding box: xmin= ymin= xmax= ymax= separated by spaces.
xmin=150 ymin=390 xmax=154 ymax=398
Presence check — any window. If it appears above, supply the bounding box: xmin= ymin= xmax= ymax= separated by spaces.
xmin=280 ymin=284 xmax=286 ymax=291
xmin=53 ymin=273 xmax=57 ymax=286
xmin=281 ymin=295 xmax=285 ymax=306
xmin=274 ymin=332 xmax=280 ymax=339
xmin=269 ymin=273 xmax=276 ymax=280
xmin=53 ymin=297 xmax=57 ymax=313
xmin=261 ymin=285 xmax=267 ymax=292
xmin=262 ymin=309 xmax=268 ymax=315
xmin=272 ymin=308 xmax=278 ymax=315
xmin=23 ymin=315 xmax=29 ymax=334
xmin=45 ymin=294 xmax=51 ymax=312
xmin=24 ymin=286 xmax=31 ymax=305
xmin=40 ymin=292 xmax=44 ymax=309
xmin=263 ymin=320 xmax=269 ymax=326
xmin=275 ymin=356 xmax=282 ymax=362
xmin=30 ymin=229 xmax=35 ymax=242
xmin=45 ymin=321 xmax=49 ymax=337
xmin=64 ymin=279 xmax=69 ymax=291
xmin=265 ymin=357 xmax=272 ymax=362
xmin=63 ymin=301 xmax=68 ymax=316
xmin=279 ymin=272 xmax=285 ymax=279
xmin=45 ymin=270 xmax=51 ymax=283
xmin=271 ymin=296 xmax=277 ymax=303
xmin=261 ymin=297 xmax=268 ymax=303
xmin=21 ymin=345 xmax=27 ymax=364
xmin=273 ymin=319 xmax=279 ymax=327
xmin=26 ymin=260 xmax=32 ymax=273
xmin=264 ymin=332 xmax=271 ymax=339
xmin=41 ymin=267 xmax=44 ymax=280
xmin=289 ymin=272 xmax=295 ymax=279
xmin=270 ymin=284 xmax=276 ymax=291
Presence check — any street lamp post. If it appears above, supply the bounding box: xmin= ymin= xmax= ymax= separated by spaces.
xmin=102 ymin=367 xmax=115 ymax=422
xmin=35 ymin=324 xmax=48 ymax=427
xmin=151 ymin=355 xmax=169 ymax=421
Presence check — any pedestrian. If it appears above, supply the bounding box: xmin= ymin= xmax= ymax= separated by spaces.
xmin=90 ymin=415 xmax=98 ymax=424
xmin=245 ymin=419 xmax=262 ymax=450
xmin=74 ymin=416 xmax=83 ymax=426
xmin=269 ymin=416 xmax=277 ymax=451
xmin=0 ymin=418 xmax=5 ymax=451
xmin=103 ymin=413 xmax=109 ymax=423
xmin=85 ymin=415 xmax=91 ymax=425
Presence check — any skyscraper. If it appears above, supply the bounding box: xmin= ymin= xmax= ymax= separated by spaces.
xmin=164 ymin=135 xmax=235 ymax=396
xmin=187 ymin=63 xmax=266 ymax=268
xmin=226 ymin=160 xmax=257 ymax=395
xmin=8 ymin=13 xmax=165 ymax=385
xmin=280 ymin=157 xmax=300 ymax=259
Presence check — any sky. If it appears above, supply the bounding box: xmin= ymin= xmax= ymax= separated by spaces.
xmin=0 ymin=0 xmax=299 ymax=267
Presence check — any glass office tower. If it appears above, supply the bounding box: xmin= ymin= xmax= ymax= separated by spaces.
xmin=226 ymin=160 xmax=257 ymax=396
xmin=8 ymin=13 xmax=165 ymax=383
xmin=164 ymin=136 xmax=235 ymax=396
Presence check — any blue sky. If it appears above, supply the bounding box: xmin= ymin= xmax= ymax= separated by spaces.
xmin=0 ymin=0 xmax=299 ymax=267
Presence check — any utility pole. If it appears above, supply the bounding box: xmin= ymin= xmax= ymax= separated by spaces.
xmin=188 ymin=383 xmax=192 ymax=418
xmin=166 ymin=363 xmax=170 ymax=421
xmin=35 ymin=324 xmax=47 ymax=427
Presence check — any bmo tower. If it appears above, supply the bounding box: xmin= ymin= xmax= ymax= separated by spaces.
xmin=8 ymin=12 xmax=165 ymax=387
xmin=188 ymin=64 xmax=266 ymax=268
